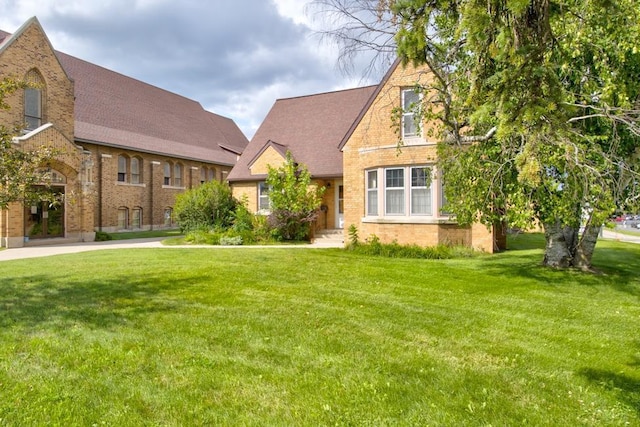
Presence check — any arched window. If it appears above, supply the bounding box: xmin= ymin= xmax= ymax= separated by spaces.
xmin=209 ymin=167 xmax=216 ymax=181
xmin=200 ymin=167 xmax=207 ymax=184
xmin=163 ymin=162 xmax=172 ymax=186
xmin=24 ymin=69 xmax=45 ymax=130
xmin=131 ymin=157 xmax=141 ymax=184
xmin=117 ymin=207 xmax=129 ymax=229
xmin=117 ymin=155 xmax=128 ymax=182
xmin=132 ymin=207 xmax=143 ymax=228
xmin=174 ymin=163 xmax=183 ymax=187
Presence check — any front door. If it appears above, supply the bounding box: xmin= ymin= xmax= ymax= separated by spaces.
xmin=25 ymin=187 xmax=65 ymax=239
xmin=335 ymin=182 xmax=344 ymax=229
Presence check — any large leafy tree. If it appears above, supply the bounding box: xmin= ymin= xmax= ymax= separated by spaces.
xmin=313 ymin=0 xmax=640 ymax=270
xmin=0 ymin=78 xmax=56 ymax=209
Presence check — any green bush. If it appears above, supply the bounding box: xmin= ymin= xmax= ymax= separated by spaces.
xmin=94 ymin=231 xmax=112 ymax=241
xmin=174 ymin=181 xmax=237 ymax=233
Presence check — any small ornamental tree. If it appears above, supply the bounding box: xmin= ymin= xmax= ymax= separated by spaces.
xmin=173 ymin=180 xmax=237 ymax=233
xmin=0 ymin=78 xmax=56 ymax=209
xmin=266 ymin=152 xmax=325 ymax=241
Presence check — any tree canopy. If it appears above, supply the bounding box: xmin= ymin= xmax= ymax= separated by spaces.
xmin=313 ymin=0 xmax=640 ymax=269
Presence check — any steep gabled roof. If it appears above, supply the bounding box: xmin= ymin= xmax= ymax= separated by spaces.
xmin=1 ymin=20 xmax=248 ymax=166
xmin=228 ymin=85 xmax=377 ymax=182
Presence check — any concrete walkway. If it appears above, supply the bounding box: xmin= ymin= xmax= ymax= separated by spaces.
xmin=0 ymin=237 xmax=344 ymax=262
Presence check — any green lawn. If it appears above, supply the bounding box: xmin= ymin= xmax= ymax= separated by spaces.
xmin=0 ymin=235 xmax=638 ymax=425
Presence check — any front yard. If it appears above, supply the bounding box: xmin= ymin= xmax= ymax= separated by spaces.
xmin=0 ymin=235 xmax=638 ymax=425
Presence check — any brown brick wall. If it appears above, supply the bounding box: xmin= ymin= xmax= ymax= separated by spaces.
xmin=84 ymin=143 xmax=233 ymax=232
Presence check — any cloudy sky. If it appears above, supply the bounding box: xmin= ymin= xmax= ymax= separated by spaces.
xmin=0 ymin=0 xmax=390 ymax=139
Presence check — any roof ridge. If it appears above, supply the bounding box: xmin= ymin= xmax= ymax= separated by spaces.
xmin=275 ymin=85 xmax=378 ymax=102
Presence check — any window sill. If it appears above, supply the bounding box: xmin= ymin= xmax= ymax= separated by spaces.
xmin=116 ymin=182 xmax=146 ymax=188
xmin=362 ymin=216 xmax=456 ymax=225
xmin=162 ymin=185 xmax=186 ymax=190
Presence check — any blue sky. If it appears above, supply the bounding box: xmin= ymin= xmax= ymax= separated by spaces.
xmin=0 ymin=0 xmax=387 ymax=139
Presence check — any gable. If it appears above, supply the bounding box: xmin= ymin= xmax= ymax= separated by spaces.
xmin=249 ymin=145 xmax=287 ymax=176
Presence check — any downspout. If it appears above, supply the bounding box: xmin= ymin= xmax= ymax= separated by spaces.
xmin=98 ymin=152 xmax=104 ymax=231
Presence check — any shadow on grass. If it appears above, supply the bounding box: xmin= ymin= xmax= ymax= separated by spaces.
xmin=0 ymin=272 xmax=200 ymax=330
xmin=579 ymin=345 xmax=640 ymax=415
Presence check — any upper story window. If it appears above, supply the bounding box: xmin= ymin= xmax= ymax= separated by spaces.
xmin=117 ymin=155 xmax=142 ymax=184
xmin=117 ymin=155 xmax=128 ymax=182
xmin=163 ymin=162 xmax=172 ymax=185
xmin=173 ymin=163 xmax=183 ymax=187
xmin=366 ymin=165 xmax=442 ymax=220
xmin=131 ymin=157 xmax=141 ymax=184
xmin=24 ymin=69 xmax=44 ymax=131
xmin=401 ymin=88 xmax=421 ymax=138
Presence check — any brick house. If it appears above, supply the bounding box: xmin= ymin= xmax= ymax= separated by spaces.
xmin=0 ymin=17 xmax=248 ymax=248
xmin=230 ymin=60 xmax=504 ymax=252
xmin=227 ymin=86 xmax=376 ymax=233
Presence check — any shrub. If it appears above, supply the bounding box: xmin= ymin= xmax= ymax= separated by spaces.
xmin=174 ymin=180 xmax=237 ymax=233
xmin=265 ymin=152 xmax=325 ymax=241
xmin=348 ymin=234 xmax=479 ymax=259
xmin=219 ymin=235 xmax=243 ymax=246
xmin=94 ymin=231 xmax=112 ymax=241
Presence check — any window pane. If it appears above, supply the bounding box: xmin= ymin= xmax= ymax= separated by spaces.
xmin=403 ymin=89 xmax=419 ymax=110
xmin=386 ymin=169 xmax=404 ymax=188
xmin=174 ymin=164 xmax=182 ymax=186
xmin=132 ymin=208 xmax=142 ymax=228
xmin=117 ymin=208 xmax=128 ymax=229
xmin=411 ymin=167 xmax=431 ymax=215
xmin=367 ymin=170 xmax=378 ymax=216
xmin=402 ymin=89 xmax=420 ymax=137
xmin=25 ymin=88 xmax=41 ymax=117
xmin=386 ymin=189 xmax=404 ymax=215
xmin=200 ymin=168 xmax=206 ymax=183
xmin=164 ymin=163 xmax=171 ymax=185
xmin=131 ymin=158 xmax=140 ymax=184
xmin=118 ymin=156 xmax=127 ymax=182
xmin=209 ymin=168 xmax=216 ymax=181
xmin=258 ymin=182 xmax=270 ymax=211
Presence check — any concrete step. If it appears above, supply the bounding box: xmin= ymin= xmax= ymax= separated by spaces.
xmin=313 ymin=229 xmax=344 ymax=245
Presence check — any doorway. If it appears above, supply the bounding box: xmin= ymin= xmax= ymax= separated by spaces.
xmin=25 ymin=186 xmax=65 ymax=239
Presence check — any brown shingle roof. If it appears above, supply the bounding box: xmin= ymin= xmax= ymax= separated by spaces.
xmin=228 ymin=85 xmax=377 ymax=182
xmin=58 ymin=52 xmax=247 ymax=165
xmin=1 ymin=22 xmax=248 ymax=166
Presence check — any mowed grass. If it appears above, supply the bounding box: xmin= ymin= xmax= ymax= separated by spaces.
xmin=0 ymin=235 xmax=638 ymax=426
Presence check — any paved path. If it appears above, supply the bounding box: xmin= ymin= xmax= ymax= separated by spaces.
xmin=0 ymin=237 xmax=344 ymax=262
xmin=601 ymin=229 xmax=640 ymax=245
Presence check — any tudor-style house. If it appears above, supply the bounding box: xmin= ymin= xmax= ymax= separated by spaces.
xmin=0 ymin=17 xmax=248 ymax=248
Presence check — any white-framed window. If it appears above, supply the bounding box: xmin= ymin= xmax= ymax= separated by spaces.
xmin=366 ymin=170 xmax=378 ymax=216
xmin=402 ymin=88 xmax=421 ymax=138
xmin=258 ymin=182 xmax=270 ymax=212
xmin=385 ymin=168 xmax=405 ymax=215
xmin=411 ymin=167 xmax=432 ymax=215
xmin=366 ymin=165 xmax=442 ymax=220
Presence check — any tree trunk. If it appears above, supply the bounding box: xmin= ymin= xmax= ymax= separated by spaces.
xmin=572 ymin=225 xmax=600 ymax=271
xmin=542 ymin=221 xmax=577 ymax=268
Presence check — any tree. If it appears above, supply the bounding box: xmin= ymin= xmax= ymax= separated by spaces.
xmin=0 ymin=78 xmax=57 ymax=209
xmin=314 ymin=0 xmax=640 ymax=270
xmin=265 ymin=152 xmax=325 ymax=241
